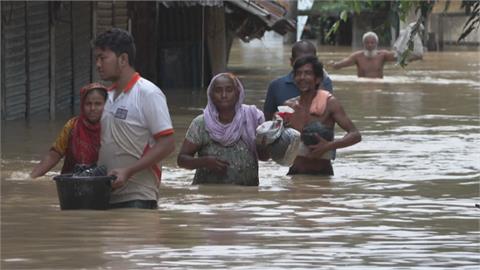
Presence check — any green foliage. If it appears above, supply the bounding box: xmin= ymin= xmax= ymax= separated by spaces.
xmin=312 ymin=0 xmax=478 ymax=67
xmin=310 ymin=0 xmax=352 ymax=14
xmin=311 ymin=0 xmax=391 ymax=14
xmin=326 ymin=10 xmax=348 ymax=40
xmin=315 ymin=0 xmax=394 ymax=40
xmin=397 ymin=1 xmax=434 ymax=67
xmin=458 ymin=0 xmax=480 ymax=42
xmin=398 ymin=21 xmax=422 ymax=68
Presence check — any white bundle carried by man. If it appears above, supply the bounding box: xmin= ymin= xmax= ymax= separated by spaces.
xmin=393 ymin=22 xmax=424 ymax=62
xmin=256 ymin=106 xmax=301 ymax=166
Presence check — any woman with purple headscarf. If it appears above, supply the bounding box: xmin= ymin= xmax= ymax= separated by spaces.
xmin=177 ymin=73 xmax=269 ymax=185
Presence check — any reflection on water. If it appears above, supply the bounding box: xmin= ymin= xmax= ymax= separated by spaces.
xmin=331 ymin=73 xmax=480 ymax=89
xmin=1 ymin=39 xmax=479 ymax=269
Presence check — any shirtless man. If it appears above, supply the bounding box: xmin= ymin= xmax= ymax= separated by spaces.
xmin=328 ymin=31 xmax=410 ymax=78
xmin=285 ymin=55 xmax=361 ymax=175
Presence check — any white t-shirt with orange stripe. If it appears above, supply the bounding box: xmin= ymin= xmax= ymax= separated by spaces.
xmin=98 ymin=72 xmax=174 ymax=204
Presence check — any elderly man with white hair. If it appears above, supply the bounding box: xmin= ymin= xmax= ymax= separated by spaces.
xmin=328 ymin=31 xmax=419 ymax=78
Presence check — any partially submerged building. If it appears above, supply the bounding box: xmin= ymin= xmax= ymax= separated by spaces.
xmin=426 ymin=0 xmax=480 ymax=51
xmin=1 ymin=0 xmax=294 ymax=120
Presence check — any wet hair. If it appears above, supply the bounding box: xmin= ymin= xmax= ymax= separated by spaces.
xmin=362 ymin=31 xmax=378 ymax=43
xmin=293 ymin=55 xmax=324 ymax=80
xmin=211 ymin=73 xmax=242 ymax=96
xmin=208 ymin=72 xmax=244 ymax=107
xmin=93 ymin=28 xmax=136 ymax=66
xmin=214 ymin=73 xmax=237 ymax=87
xmin=86 ymin=88 xmax=108 ymax=102
xmin=291 ymin=40 xmax=316 ymax=60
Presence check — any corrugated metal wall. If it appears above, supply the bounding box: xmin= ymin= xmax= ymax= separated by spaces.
xmin=72 ymin=2 xmax=93 ymax=114
xmin=113 ymin=1 xmax=129 ymax=30
xmin=94 ymin=1 xmax=129 ymax=84
xmin=157 ymin=5 xmax=205 ymax=89
xmin=2 ymin=2 xmax=27 ymax=120
xmin=26 ymin=1 xmax=50 ymax=117
xmin=54 ymin=2 xmax=73 ymax=113
xmin=96 ymin=1 xmax=128 ymax=34
xmin=1 ymin=1 xmax=125 ymax=120
xmin=1 ymin=1 xmax=217 ymax=119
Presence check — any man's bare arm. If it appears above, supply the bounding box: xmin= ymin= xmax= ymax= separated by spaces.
xmin=329 ymin=52 xmax=358 ymax=70
xmin=110 ymin=134 xmax=175 ymax=189
xmin=383 ymin=50 xmax=398 ymax=62
xmin=306 ymin=97 xmax=361 ymax=158
xmin=329 ymin=97 xmax=361 ymax=149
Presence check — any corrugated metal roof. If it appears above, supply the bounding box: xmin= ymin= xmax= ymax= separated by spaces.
xmin=223 ymin=0 xmax=295 ymax=42
xmin=160 ymin=0 xmax=224 ymax=8
xmin=226 ymin=0 xmax=295 ymax=34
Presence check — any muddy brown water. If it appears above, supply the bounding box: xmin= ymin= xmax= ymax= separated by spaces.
xmin=1 ymin=39 xmax=479 ymax=269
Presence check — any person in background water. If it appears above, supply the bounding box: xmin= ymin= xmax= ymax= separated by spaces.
xmin=285 ymin=56 xmax=361 ymax=175
xmin=328 ymin=31 xmax=421 ymax=78
xmin=263 ymin=40 xmax=333 ymax=121
xmin=177 ymin=73 xmax=269 ymax=186
xmin=30 ymin=83 xmax=108 ymax=178
xmin=93 ymin=28 xmax=175 ymax=209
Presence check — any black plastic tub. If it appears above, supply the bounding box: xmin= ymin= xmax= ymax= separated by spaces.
xmin=53 ymin=174 xmax=115 ymax=210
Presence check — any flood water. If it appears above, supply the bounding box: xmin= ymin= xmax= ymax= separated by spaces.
xmin=1 ymin=38 xmax=479 ymax=269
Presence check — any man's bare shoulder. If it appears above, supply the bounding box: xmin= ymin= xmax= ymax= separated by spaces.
xmin=326 ymin=95 xmax=341 ymax=111
xmin=351 ymin=50 xmax=365 ymax=58
xmin=378 ymin=50 xmax=397 ymax=61
xmin=378 ymin=49 xmax=397 ymax=58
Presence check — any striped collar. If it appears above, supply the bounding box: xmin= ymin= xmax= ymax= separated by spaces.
xmin=108 ymin=72 xmax=141 ymax=93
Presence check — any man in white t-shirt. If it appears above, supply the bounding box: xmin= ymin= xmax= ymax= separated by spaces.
xmin=93 ymin=28 xmax=175 ymax=209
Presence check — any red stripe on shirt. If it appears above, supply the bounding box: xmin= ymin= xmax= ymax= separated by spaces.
xmin=107 ymin=72 xmax=141 ymax=93
xmin=142 ymin=144 xmax=162 ymax=185
xmin=153 ymin=128 xmax=174 ymax=140
xmin=123 ymin=72 xmax=141 ymax=93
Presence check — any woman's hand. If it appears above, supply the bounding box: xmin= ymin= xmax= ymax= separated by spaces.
xmin=256 ymin=136 xmax=271 ymax=161
xmin=202 ymin=156 xmax=229 ymax=175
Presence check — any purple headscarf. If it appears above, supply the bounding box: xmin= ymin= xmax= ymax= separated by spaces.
xmin=203 ymin=73 xmax=264 ymax=156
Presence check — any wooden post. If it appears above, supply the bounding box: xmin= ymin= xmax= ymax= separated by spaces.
xmin=285 ymin=1 xmax=297 ymax=44
xmin=438 ymin=13 xmax=444 ymax=51
xmin=130 ymin=2 xmax=157 ymax=82
xmin=70 ymin=2 xmax=76 ymax=114
xmin=352 ymin=15 xmax=360 ymax=49
xmin=153 ymin=1 xmax=159 ymax=84
xmin=201 ymin=5 xmax=205 ymax=88
xmin=1 ymin=2 xmax=5 ymax=120
xmin=49 ymin=3 xmax=56 ymax=120
xmin=25 ymin=2 xmax=30 ymax=120
xmin=91 ymin=2 xmax=97 ymax=82
xmin=206 ymin=6 xmax=227 ymax=77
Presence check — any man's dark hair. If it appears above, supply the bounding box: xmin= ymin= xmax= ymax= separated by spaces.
xmin=293 ymin=55 xmax=324 ymax=80
xmin=93 ymin=28 xmax=136 ymax=66
xmin=291 ymin=40 xmax=316 ymax=60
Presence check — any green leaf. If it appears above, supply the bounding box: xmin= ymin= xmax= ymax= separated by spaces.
xmin=352 ymin=1 xmax=362 ymax=13
xmin=340 ymin=10 xmax=348 ymax=21
xmin=444 ymin=0 xmax=451 ymax=13
xmin=326 ymin=21 xmax=340 ymax=40
xmin=458 ymin=17 xmax=479 ymax=42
